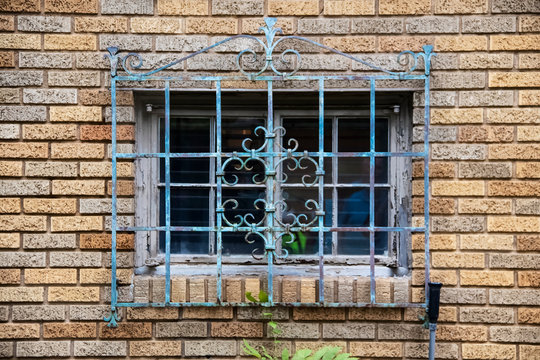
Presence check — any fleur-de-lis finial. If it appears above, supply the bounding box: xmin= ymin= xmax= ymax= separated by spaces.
xmin=104 ymin=46 xmax=120 ymax=77
xmin=259 ymin=17 xmax=282 ymax=50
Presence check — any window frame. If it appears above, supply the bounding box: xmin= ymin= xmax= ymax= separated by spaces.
xmin=134 ymin=92 xmax=413 ymax=274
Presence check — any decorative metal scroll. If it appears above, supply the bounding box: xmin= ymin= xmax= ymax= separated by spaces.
xmin=104 ymin=17 xmax=435 ymax=328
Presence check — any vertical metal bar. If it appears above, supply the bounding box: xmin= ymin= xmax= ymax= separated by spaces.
xmin=267 ymin=80 xmax=274 ymax=304
xmin=110 ymin=77 xmax=118 ymax=313
xmin=369 ymin=79 xmax=376 ymax=304
xmin=424 ymin=74 xmax=431 ymax=306
xmin=216 ymin=80 xmax=223 ymax=303
xmin=164 ymin=81 xmax=171 ymax=304
xmin=318 ymin=78 xmax=325 ymax=304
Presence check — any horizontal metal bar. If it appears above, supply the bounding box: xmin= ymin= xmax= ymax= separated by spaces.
xmin=116 ymin=74 xmax=427 ymax=82
xmin=115 ymin=87 xmax=426 ymax=93
xmin=118 ymin=226 xmax=425 ymax=232
xmin=116 ymin=301 xmax=426 ymax=308
xmin=157 ymin=183 xmax=392 ymax=188
xmin=117 ymin=151 xmax=426 ymax=158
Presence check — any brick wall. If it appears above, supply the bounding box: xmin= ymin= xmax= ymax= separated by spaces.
xmin=1 ymin=0 xmax=540 ymax=359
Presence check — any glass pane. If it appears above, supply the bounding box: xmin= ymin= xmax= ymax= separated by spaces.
xmin=337 ymin=232 xmax=388 ymax=256
xmin=338 ymin=118 xmax=388 ymax=152
xmin=339 ymin=157 xmax=388 ymax=184
xmin=160 ymin=117 xmax=210 ymax=183
xmin=282 ymin=117 xmax=332 ymax=152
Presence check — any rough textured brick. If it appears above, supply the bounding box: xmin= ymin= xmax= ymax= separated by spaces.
xmin=490 ymin=326 xmax=540 ymax=343
xmin=406 ymin=16 xmax=458 ymax=33
xmin=379 ymin=36 xmax=432 ymax=52
xmin=211 ymin=322 xmax=263 ymax=338
xmin=100 ymin=322 xmax=152 ymax=338
xmin=490 ymin=254 xmax=540 ymax=269
xmin=0 ymin=215 xmax=46 ymax=231
xmin=0 ymin=252 xmax=46 ymax=269
xmin=0 ymin=51 xmax=14 ymax=67
xmin=459 ymin=126 xmax=514 ymax=143
xmin=518 ymin=235 xmax=540 ymax=251
xmin=462 ymin=344 xmax=516 ymax=359
xmin=0 ymin=161 xmax=23 ymax=176
xmin=431 ymin=108 xmax=483 ymax=124
xmin=379 ymin=0 xmax=430 ymax=14
xmin=492 ymin=0 xmax=540 ymax=13
xmin=49 ymin=251 xmax=101 ymax=267
xmin=488 ymin=216 xmax=540 ymax=233
xmin=323 ymin=323 xmax=374 ymax=339
xmin=23 ymin=198 xmax=76 ymax=214
xmin=349 ymin=342 xmax=402 ymax=357
xmin=521 ymin=345 xmax=540 ymax=358
xmin=18 ymin=15 xmax=71 ymax=32
xmin=99 ymin=34 xmax=152 ymax=51
xmin=519 ymin=308 xmax=540 ymax=324
xmin=130 ymin=341 xmax=183 ymax=357
xmin=462 ymin=16 xmax=516 ymax=33
xmin=432 ymin=144 xmax=485 ymax=160
xmin=25 ymin=162 xmax=77 ymax=178
xmin=267 ymin=323 xmax=318 ymax=339
xmin=0 ymin=0 xmax=40 ymax=12
xmin=51 ymin=143 xmax=104 ymax=159
xmin=74 ymin=341 xmax=127 ymax=357
xmin=0 ymin=324 xmax=40 ymax=339
xmin=75 ymin=17 xmax=128 ymax=32
xmin=23 ymin=124 xmax=77 ymax=140
xmin=519 ymin=53 xmax=540 ymax=70
xmin=52 ymin=180 xmax=104 ymax=196
xmin=212 ymin=0 xmax=263 ymax=15
xmin=432 ymin=253 xmax=485 ymax=268
xmin=50 ymin=106 xmax=102 ymax=122
xmin=352 ymin=18 xmax=402 ymax=33
xmin=157 ymin=0 xmax=208 ymax=15
xmin=0 ymin=34 xmax=40 ymax=50
xmin=293 ymin=308 xmax=345 ymax=321
xmin=127 ymin=307 xmax=178 ymax=320
xmin=17 ymin=341 xmax=70 ymax=357
xmin=460 ymin=307 xmax=514 ymax=324
xmin=459 ymin=90 xmax=514 ymax=107
xmin=101 ymin=0 xmax=152 ymax=14
xmin=79 ymin=233 xmax=133 ymax=250
xmin=491 ymin=35 xmax=540 ymax=51
xmin=0 ymin=198 xmax=20 ymax=213
xmin=432 ymin=181 xmax=484 ymax=196
xmin=19 ymin=52 xmax=72 ymax=69
xmin=130 ymin=17 xmax=182 ymax=34
xmin=518 ymin=271 xmax=540 ymax=287
xmin=0 ymin=15 xmax=14 ymax=31
xmin=405 ymin=343 xmax=459 ymax=359
xmin=0 ymin=233 xmax=19 ymax=248
xmin=324 ymin=0 xmax=375 ymax=15
xmin=518 ymin=126 xmax=540 ymax=142
xmin=520 ymin=16 xmax=540 ymax=32
xmin=81 ymin=124 xmax=134 ymax=141
xmin=48 ymin=71 xmax=100 ymax=87
xmin=0 ymin=269 xmax=20 ymax=284
xmin=0 ymin=71 xmax=42 ymax=87
xmin=12 ymin=305 xmax=65 ymax=321
xmin=516 ymin=199 xmax=540 ymax=215
xmin=25 ymin=269 xmax=77 ymax=284
xmin=0 ymin=287 xmax=43 ymax=303
xmin=44 ymin=0 xmax=97 ymax=13
xmin=490 ymin=72 xmax=540 ymax=88
xmin=48 ymin=287 xmax=100 ymax=302
xmin=79 ymin=89 xmax=133 ymax=106
xmin=432 ymin=71 xmax=485 ymax=89
xmin=491 ymin=290 xmax=540 ymax=306
xmin=489 ymin=181 xmax=540 ymax=197
xmin=379 ymin=324 xmax=428 ymax=340
xmin=516 ymin=162 xmax=540 ymax=178
xmin=184 ymin=340 xmax=236 ymax=356
xmin=490 ymin=145 xmax=540 ymax=160
xmin=298 ymin=19 xmax=349 ymax=34
xmin=23 ymin=89 xmax=76 ymax=104
xmin=0 ymin=88 xmax=19 ymax=103
xmin=432 ymin=216 xmax=485 ymax=233
xmin=0 ymin=105 xmax=46 ymax=121
xmin=435 ymin=0 xmax=487 ymax=13
xmin=186 ymin=18 xmax=237 ymax=35
xmin=460 ymin=53 xmax=513 ymax=69
xmin=51 ymin=216 xmax=103 ymax=232
xmin=44 ymin=34 xmax=96 ymax=50
xmin=441 ymin=288 xmax=487 ymax=304
xmin=458 ymin=199 xmax=511 ymax=214
xmin=23 ymin=234 xmax=76 ymax=249
xmin=69 ymin=305 xmax=110 ymax=321
xmin=323 ymin=37 xmax=375 ymax=53
xmin=268 ymin=0 xmax=319 ymax=15
xmin=460 ymin=270 xmax=514 ymax=287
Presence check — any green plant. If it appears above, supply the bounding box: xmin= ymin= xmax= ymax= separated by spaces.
xmin=243 ymin=291 xmax=357 ymax=360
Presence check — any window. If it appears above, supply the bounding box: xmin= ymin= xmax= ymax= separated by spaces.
xmin=136 ymin=92 xmax=412 ymax=270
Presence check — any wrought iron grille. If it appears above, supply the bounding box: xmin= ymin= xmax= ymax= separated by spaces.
xmin=104 ymin=17 xmax=435 ymax=327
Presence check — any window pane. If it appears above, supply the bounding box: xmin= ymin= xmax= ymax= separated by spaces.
xmin=339 ymin=157 xmax=388 ymax=183
xmin=337 ymin=118 xmax=388 ymax=152
xmin=337 ymin=232 xmax=388 ymax=256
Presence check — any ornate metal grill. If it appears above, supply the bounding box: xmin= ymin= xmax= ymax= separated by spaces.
xmin=104 ymin=17 xmax=435 ymax=327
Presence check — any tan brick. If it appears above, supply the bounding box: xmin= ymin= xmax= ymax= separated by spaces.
xmin=432 ymin=181 xmax=485 ymax=196
xmin=490 ymin=72 xmax=540 ymax=88
xmin=461 ymin=235 xmax=514 ymax=251
xmin=490 ymin=145 xmax=540 ymax=160
xmin=48 ymin=287 xmax=100 ymax=302
xmin=323 ymin=0 xmax=375 ymax=14
xmin=79 ymin=233 xmax=133 ymax=250
xmin=23 ymin=124 xmax=77 ymax=140
xmin=52 ymin=180 xmax=105 ymax=196
xmin=51 ymin=143 xmax=104 ymax=159
xmin=488 ymin=108 xmax=540 ymax=124
xmin=0 ymin=269 xmax=20 ymax=284
xmin=462 ymin=344 xmax=516 ymax=360
xmin=0 ymin=15 xmax=14 ymax=31
xmin=130 ymin=341 xmax=182 ymax=357
xmin=23 ymin=198 xmax=76 ymax=214
xmin=44 ymin=34 xmax=96 ymax=51
xmin=51 ymin=216 xmax=102 ymax=232
xmin=25 ymin=269 xmax=77 ymax=284
xmin=322 ymin=36 xmax=375 ymax=53
xmin=459 ymin=126 xmax=514 ymax=143
xmin=0 ymin=287 xmax=43 ymax=302
xmin=460 ymin=270 xmax=514 ymax=287
xmin=349 ymin=307 xmax=401 ymax=321
xmin=80 ymin=125 xmax=134 ymax=141
xmin=516 ymin=162 xmax=540 ymax=178
xmin=460 ymin=53 xmax=513 ymax=70
xmin=413 ymin=269 xmax=457 ymax=285
xmin=79 ymin=90 xmax=133 ymax=106
xmin=293 ymin=308 xmax=345 ymax=321
xmin=75 ymin=17 xmax=127 ymax=32
xmin=489 ymin=181 xmax=540 ymax=196
xmin=413 ymin=197 xmax=455 ymax=214
xmin=379 ymin=0 xmax=430 ymax=14
xmin=517 ymin=126 xmax=540 ymax=142
xmin=0 ymin=324 xmax=40 ymax=339
xmin=43 ymin=323 xmax=96 ymax=338
xmin=0 ymin=161 xmax=23 ymax=177
xmin=0 ymin=215 xmax=46 ymax=231
xmin=211 ymin=322 xmax=262 ymax=338
xmin=131 ymin=17 xmax=182 ymax=34
xmin=127 ymin=307 xmax=179 ymax=320
xmin=106 ymin=180 xmax=134 ymax=196
xmin=0 ymin=198 xmax=20 ymax=214
xmin=0 ymin=233 xmax=19 ymax=248
xmin=520 ymin=16 xmax=540 ymax=32
xmin=269 ymin=0 xmax=319 ymax=15
xmin=100 ymin=322 xmax=152 ymax=339
xmin=242 ymin=18 xmax=294 ymax=34
xmin=0 ymin=0 xmax=40 ymax=12
xmin=518 ymin=271 xmax=540 ymax=287
xmin=0 ymin=142 xmax=47 ymax=158
xmin=519 ymin=53 xmax=540 ymax=70
xmin=44 ymin=0 xmax=97 ymax=13
xmin=521 ymin=345 xmax=540 ymax=358
xmin=491 ymin=35 xmax=540 ymax=51
xmin=183 ymin=307 xmax=233 ymax=319
xmin=431 ymin=108 xmax=483 ymax=124
xmin=436 ymin=36 xmax=487 ymax=51
xmin=519 ymin=90 xmax=540 ymax=106
xmin=517 ymin=235 xmax=540 ymax=251
xmin=458 ymin=199 xmax=511 ymax=214
xmin=80 ymin=268 xmax=132 ymax=285
xmin=80 ymin=162 xmax=133 ymax=178
xmin=432 ymin=253 xmax=485 ymax=268
xmin=434 ymin=0 xmax=487 ymax=13
xmin=405 ymin=306 xmax=457 ymax=322
xmin=379 ymin=36 xmax=432 ymax=52
xmin=518 ymin=308 xmax=540 ymax=324
xmin=350 ymin=342 xmax=402 ymax=357
xmin=412 ymin=234 xmax=457 ymax=250
xmin=50 ymin=106 xmax=101 ymax=122
xmin=0 ymin=51 xmax=14 ymax=67
xmin=437 ymin=325 xmax=487 ymax=342
xmin=186 ymin=18 xmax=237 ymax=35
xmin=157 ymin=0 xmax=208 ymax=15
xmin=0 ymin=34 xmax=40 ymax=50
xmin=487 ymin=216 xmax=540 ymax=233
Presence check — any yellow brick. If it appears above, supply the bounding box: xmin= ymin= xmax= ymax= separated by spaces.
xmin=0 ymin=16 xmax=14 ymax=31
xmin=323 ymin=0 xmax=375 ymax=15
xmin=171 ymin=277 xmax=186 ymax=302
xmin=186 ymin=18 xmax=237 ymax=34
xmin=0 ymin=287 xmax=43 ymax=302
xmin=244 ymin=278 xmax=260 ymax=300
xmin=0 ymin=324 xmax=40 ymax=339
xmin=80 ymin=162 xmax=133 ymax=178
xmin=518 ymin=271 xmax=540 ymax=287
xmin=490 ymin=72 xmax=540 ymax=88
xmin=0 ymin=269 xmax=20 ymax=284
xmin=460 ymin=235 xmax=514 ymax=251
xmin=323 ymin=36 xmax=376 ymax=53
xmin=0 ymin=143 xmax=48 ymax=158
xmin=0 ymin=198 xmax=20 ymax=214
xmin=517 ymin=126 xmax=540 ymax=142
xmin=0 ymin=0 xmax=40 ymax=12
xmin=0 ymin=215 xmax=46 ymax=231
xmin=491 ymin=35 xmax=540 ymax=51
xmin=350 ymin=342 xmax=402 ymax=357
xmin=0 ymin=34 xmax=40 ymax=50
xmin=516 ymin=162 xmax=540 ymax=178
xmin=521 ymin=345 xmax=540 ymax=359
xmin=50 ymin=106 xmax=101 ymax=122
xmin=131 ymin=17 xmax=182 ymax=33
xmin=460 ymin=270 xmax=514 ymax=287
xmin=300 ymin=278 xmax=316 ymax=303
xmin=519 ymin=53 xmax=540 ymax=70
xmin=23 ymin=124 xmax=78 ymax=140
xmin=519 ymin=90 xmax=540 ymax=106
xmin=157 ymin=0 xmax=208 ymax=15
xmin=436 ymin=36 xmax=487 ymax=51
xmin=80 ymin=268 xmax=132 ymax=285
xmin=489 ymin=181 xmax=540 ymax=196
xmin=48 ymin=286 xmax=100 ymax=302
xmin=242 ymin=18 xmax=294 ymax=34
xmin=51 ymin=143 xmax=104 ymax=159
xmin=225 ymin=278 xmax=242 ymax=302
xmin=0 ymin=233 xmax=19 ymax=248
xmin=431 ymin=108 xmax=483 ymax=124
xmin=295 ymin=341 xmax=347 ymax=352
xmin=413 ymin=269 xmax=457 ymax=286
xmin=432 ymin=181 xmax=485 ymax=196
xmin=51 ymin=216 xmax=103 ymax=232
xmin=488 ymin=216 xmax=540 ymax=233
xmin=44 ymin=0 xmax=97 ymax=13
xmin=0 ymin=161 xmax=23 ymax=176
xmin=379 ymin=36 xmax=433 ymax=52
xmin=75 ymin=17 xmax=128 ymax=33
xmin=44 ymin=34 xmax=96 ymax=51
xmin=437 ymin=325 xmax=488 ymax=342
xmin=405 ymin=306 xmax=457 ymax=322
xmin=268 ymin=0 xmax=319 ymax=15
xmin=130 ymin=341 xmax=183 ymax=357
xmin=434 ymin=0 xmax=487 ymax=13
xmin=379 ymin=0 xmax=430 ymax=14
xmin=432 ymin=253 xmax=485 ymax=268
xmin=23 ymin=198 xmax=76 ymax=214
xmin=25 ymin=269 xmax=77 ymax=284
xmin=412 ymin=234 xmax=457 ymax=250
xmin=458 ymin=199 xmax=511 ymax=214
xmin=489 ymin=144 xmax=540 ymax=160
xmin=52 ymin=180 xmax=105 ymax=196
xmin=462 ymin=344 xmax=516 ymax=360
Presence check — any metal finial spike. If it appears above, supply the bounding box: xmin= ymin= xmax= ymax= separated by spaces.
xmin=106 ymin=46 xmax=119 ymax=56
xmin=422 ymin=45 xmax=434 ymax=55
xmin=264 ymin=17 xmax=278 ymax=29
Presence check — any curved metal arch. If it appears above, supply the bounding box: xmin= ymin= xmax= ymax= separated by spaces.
xmin=104 ymin=17 xmax=436 ymax=79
